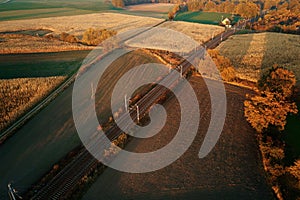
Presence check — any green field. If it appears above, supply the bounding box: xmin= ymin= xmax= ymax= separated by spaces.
xmin=0 ymin=0 xmax=111 ymax=21
xmin=113 ymin=9 xmax=168 ymax=19
xmin=0 ymin=0 xmax=174 ymax=21
xmin=174 ymin=11 xmax=240 ymax=25
xmin=0 ymin=50 xmax=90 ymax=78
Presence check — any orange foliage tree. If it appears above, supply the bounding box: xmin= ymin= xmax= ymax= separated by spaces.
xmin=208 ymin=49 xmax=236 ymax=82
xmin=244 ymin=66 xmax=298 ymax=133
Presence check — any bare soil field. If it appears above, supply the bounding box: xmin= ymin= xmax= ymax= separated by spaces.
xmin=0 ymin=34 xmax=92 ymax=54
xmin=82 ymin=75 xmax=274 ymax=200
xmin=126 ymin=21 xmax=224 ymax=52
xmin=217 ymin=32 xmax=300 ymax=85
xmin=0 ymin=76 xmax=66 ymax=132
xmin=126 ymin=3 xmax=174 ymax=13
xmin=161 ymin=21 xmax=224 ymax=44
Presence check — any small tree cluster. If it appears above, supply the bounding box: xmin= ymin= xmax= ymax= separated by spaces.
xmin=82 ymin=28 xmax=117 ymax=46
xmin=208 ymin=49 xmax=236 ymax=82
xmin=288 ymin=159 xmax=300 ymax=188
xmin=168 ymin=4 xmax=181 ymax=20
xmin=184 ymin=0 xmax=259 ymax=17
xmin=111 ymin=0 xmax=124 ymax=8
xmin=59 ymin=32 xmax=78 ymax=43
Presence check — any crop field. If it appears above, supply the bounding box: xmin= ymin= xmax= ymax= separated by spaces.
xmin=126 ymin=3 xmax=174 ymax=13
xmin=217 ymin=32 xmax=300 ymax=84
xmin=0 ymin=8 xmax=95 ymax=21
xmin=0 ymin=34 xmax=93 ymax=54
xmin=116 ymin=8 xmax=169 ymax=19
xmin=217 ymin=32 xmax=300 ymax=158
xmin=83 ymin=76 xmax=273 ymax=199
xmin=0 ymin=50 xmax=165 ymax=198
xmin=0 ymin=76 xmax=65 ymax=132
xmin=0 ymin=13 xmax=164 ymax=36
xmin=175 ymin=11 xmax=240 ymax=25
xmin=0 ymin=51 xmax=90 ymax=78
xmin=0 ymin=0 xmax=110 ymax=21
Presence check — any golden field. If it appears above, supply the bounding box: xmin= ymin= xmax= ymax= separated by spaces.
xmin=0 ymin=34 xmax=93 ymax=54
xmin=0 ymin=13 xmax=164 ymax=36
xmin=217 ymin=32 xmax=300 ymax=84
xmin=0 ymin=13 xmax=224 ymax=54
xmin=0 ymin=76 xmax=66 ymax=132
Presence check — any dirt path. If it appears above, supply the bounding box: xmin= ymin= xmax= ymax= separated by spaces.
xmin=82 ymin=76 xmax=274 ymax=200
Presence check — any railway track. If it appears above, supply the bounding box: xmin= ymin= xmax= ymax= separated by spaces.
xmin=31 ymin=21 xmax=239 ymax=200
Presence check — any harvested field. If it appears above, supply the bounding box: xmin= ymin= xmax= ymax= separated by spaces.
xmin=126 ymin=3 xmax=174 ymax=13
xmin=160 ymin=21 xmax=224 ymax=44
xmin=83 ymin=75 xmax=273 ymax=199
xmin=0 ymin=34 xmax=93 ymax=54
xmin=0 ymin=13 xmax=223 ymax=54
xmin=0 ymin=76 xmax=66 ymax=132
xmin=217 ymin=32 xmax=300 ymax=85
xmin=0 ymin=13 xmax=164 ymax=37
xmin=0 ymin=50 xmax=165 ymax=199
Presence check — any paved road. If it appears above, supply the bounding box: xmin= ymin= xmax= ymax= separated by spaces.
xmin=83 ymin=77 xmax=274 ymax=200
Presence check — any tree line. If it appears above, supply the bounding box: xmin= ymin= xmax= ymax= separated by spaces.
xmin=244 ymin=65 xmax=299 ymax=199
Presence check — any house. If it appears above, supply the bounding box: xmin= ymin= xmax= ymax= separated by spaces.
xmin=221 ymin=18 xmax=231 ymax=27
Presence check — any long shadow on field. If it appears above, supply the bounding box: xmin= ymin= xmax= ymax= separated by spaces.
xmin=82 ymin=76 xmax=274 ymax=200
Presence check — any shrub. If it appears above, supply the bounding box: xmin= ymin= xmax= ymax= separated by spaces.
xmin=221 ymin=66 xmax=236 ymax=82
xmin=81 ymin=28 xmax=117 ymax=46
xmin=208 ymin=49 xmax=237 ymax=82
xmin=288 ymin=160 xmax=300 ymax=188
xmin=60 ymin=32 xmax=78 ymax=43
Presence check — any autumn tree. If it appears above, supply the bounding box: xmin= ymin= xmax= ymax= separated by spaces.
xmin=111 ymin=0 xmax=124 ymax=8
xmin=235 ymin=2 xmax=259 ymax=19
xmin=82 ymin=28 xmax=117 ymax=46
xmin=60 ymin=32 xmax=78 ymax=43
xmin=208 ymin=49 xmax=236 ymax=82
xmin=244 ymin=66 xmax=298 ymax=133
xmin=258 ymin=65 xmax=297 ymax=100
xmin=168 ymin=4 xmax=181 ymax=20
xmin=204 ymin=1 xmax=217 ymax=12
xmin=187 ymin=0 xmax=204 ymax=11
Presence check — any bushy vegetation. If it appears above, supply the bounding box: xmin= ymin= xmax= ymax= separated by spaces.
xmin=0 ymin=77 xmax=65 ymax=132
xmin=245 ymin=66 xmax=297 ymax=133
xmin=81 ymin=28 xmax=117 ymax=46
xmin=59 ymin=32 xmax=79 ymax=43
xmin=244 ymin=66 xmax=299 ymax=199
xmin=173 ymin=0 xmax=259 ymax=19
xmin=253 ymin=0 xmax=300 ymax=34
xmin=208 ymin=49 xmax=237 ymax=82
